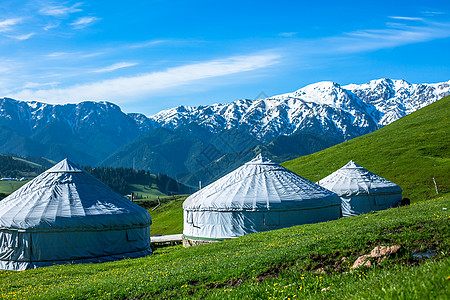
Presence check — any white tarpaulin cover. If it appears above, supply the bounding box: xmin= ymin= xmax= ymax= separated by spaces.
xmin=0 ymin=159 xmax=152 ymax=271
xmin=318 ymin=160 xmax=402 ymax=217
xmin=183 ymin=154 xmax=341 ymax=240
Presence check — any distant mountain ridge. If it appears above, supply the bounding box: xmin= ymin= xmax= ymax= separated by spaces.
xmin=148 ymin=79 xmax=449 ymax=141
xmin=0 ymin=78 xmax=448 ymax=183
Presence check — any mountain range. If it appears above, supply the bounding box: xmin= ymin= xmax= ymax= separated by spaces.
xmin=0 ymin=78 xmax=448 ymax=186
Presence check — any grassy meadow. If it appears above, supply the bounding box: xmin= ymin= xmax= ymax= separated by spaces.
xmin=0 ymin=194 xmax=448 ymax=299
xmin=147 ymin=197 xmax=186 ymax=235
xmin=0 ymin=180 xmax=28 ymax=195
xmin=132 ymin=195 xmax=186 ymax=236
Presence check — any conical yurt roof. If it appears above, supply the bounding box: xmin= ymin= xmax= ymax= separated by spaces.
xmin=318 ymin=160 xmax=402 ymax=197
xmin=183 ymin=154 xmax=340 ymax=211
xmin=0 ymin=159 xmax=151 ymax=231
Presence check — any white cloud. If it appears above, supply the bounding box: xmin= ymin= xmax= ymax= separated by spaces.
xmin=6 ymin=33 xmax=35 ymax=40
xmin=39 ymin=3 xmax=83 ymax=17
xmin=82 ymin=52 xmax=104 ymax=58
xmin=43 ymin=22 xmax=60 ymax=31
xmin=329 ymin=22 xmax=450 ymax=53
xmin=278 ymin=32 xmax=297 ymax=37
xmin=92 ymin=62 xmax=138 ymax=73
xmin=23 ymin=81 xmax=59 ymax=89
xmin=127 ymin=40 xmax=166 ymax=49
xmin=70 ymin=16 xmax=100 ymax=29
xmin=0 ymin=18 xmax=23 ymax=32
xmin=46 ymin=51 xmax=76 ymax=58
xmin=422 ymin=11 xmax=446 ymax=16
xmin=389 ymin=16 xmax=424 ymax=21
xmin=10 ymin=53 xmax=280 ymax=102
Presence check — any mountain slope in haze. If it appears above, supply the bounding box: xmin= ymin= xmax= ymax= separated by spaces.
xmin=101 ymin=124 xmax=261 ymax=182
xmin=101 ymin=127 xmax=210 ymax=179
xmin=180 ymin=131 xmax=341 ymax=186
xmin=282 ymin=96 xmax=450 ymax=201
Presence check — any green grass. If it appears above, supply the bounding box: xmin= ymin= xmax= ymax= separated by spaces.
xmin=10 ymin=157 xmax=45 ymax=168
xmin=148 ymin=197 xmax=185 ymax=235
xmin=0 ymin=180 xmax=28 ymax=195
xmin=0 ymin=194 xmax=448 ymax=299
xmin=131 ymin=195 xmax=186 ymax=235
xmin=129 ymin=183 xmax=166 ymax=198
xmin=283 ymin=96 xmax=450 ymax=201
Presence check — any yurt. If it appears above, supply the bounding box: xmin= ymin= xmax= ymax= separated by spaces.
xmin=0 ymin=159 xmax=152 ymax=271
xmin=318 ymin=160 xmax=402 ymax=217
xmin=182 ymin=154 xmax=341 ymax=246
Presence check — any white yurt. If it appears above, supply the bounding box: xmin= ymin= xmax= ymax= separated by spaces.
xmin=0 ymin=159 xmax=152 ymax=271
xmin=318 ymin=160 xmax=402 ymax=217
xmin=182 ymin=154 xmax=341 ymax=246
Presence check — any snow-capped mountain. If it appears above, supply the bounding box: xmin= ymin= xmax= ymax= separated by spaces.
xmin=0 ymin=99 xmax=154 ymax=165
xmin=0 ymin=78 xmax=448 ymax=168
xmin=147 ymin=78 xmax=450 ymax=142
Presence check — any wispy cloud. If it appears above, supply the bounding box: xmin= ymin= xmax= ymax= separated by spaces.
xmin=43 ymin=22 xmax=60 ymax=31
xmin=39 ymin=3 xmax=83 ymax=17
xmin=389 ymin=16 xmax=424 ymax=21
xmin=278 ymin=32 xmax=297 ymax=37
xmin=328 ymin=21 xmax=450 ymax=53
xmin=422 ymin=11 xmax=446 ymax=16
xmin=6 ymin=33 xmax=35 ymax=40
xmin=70 ymin=16 xmax=100 ymax=29
xmin=10 ymin=53 xmax=280 ymax=102
xmin=46 ymin=51 xmax=76 ymax=58
xmin=128 ymin=40 xmax=167 ymax=49
xmin=0 ymin=18 xmax=23 ymax=32
xmin=23 ymin=81 xmax=59 ymax=89
xmin=82 ymin=52 xmax=104 ymax=58
xmin=93 ymin=62 xmax=138 ymax=73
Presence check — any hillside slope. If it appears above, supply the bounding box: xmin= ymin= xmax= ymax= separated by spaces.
xmin=283 ymin=96 xmax=450 ymax=201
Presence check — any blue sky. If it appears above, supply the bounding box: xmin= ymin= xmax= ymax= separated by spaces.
xmin=1 ymin=0 xmax=449 ymax=115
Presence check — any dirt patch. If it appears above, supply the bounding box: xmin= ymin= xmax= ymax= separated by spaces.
xmin=256 ymin=261 xmax=297 ymax=282
xmin=306 ymin=250 xmax=348 ymax=273
xmin=205 ymin=278 xmax=245 ymax=289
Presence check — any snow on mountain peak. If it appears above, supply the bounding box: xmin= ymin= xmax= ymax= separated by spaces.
xmin=147 ymin=78 xmax=449 ymax=141
xmin=0 ymin=78 xmax=448 ymax=147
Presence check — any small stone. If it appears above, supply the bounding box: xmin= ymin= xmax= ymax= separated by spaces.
xmin=352 ymin=254 xmax=371 ymax=269
xmin=315 ymin=267 xmax=326 ymax=274
xmin=370 ymin=245 xmax=401 ymax=258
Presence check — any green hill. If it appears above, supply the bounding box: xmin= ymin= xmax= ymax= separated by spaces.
xmin=283 ymin=96 xmax=450 ymax=201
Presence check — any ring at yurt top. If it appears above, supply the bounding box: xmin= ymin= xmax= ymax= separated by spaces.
xmin=183 ymin=154 xmax=340 ymax=212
